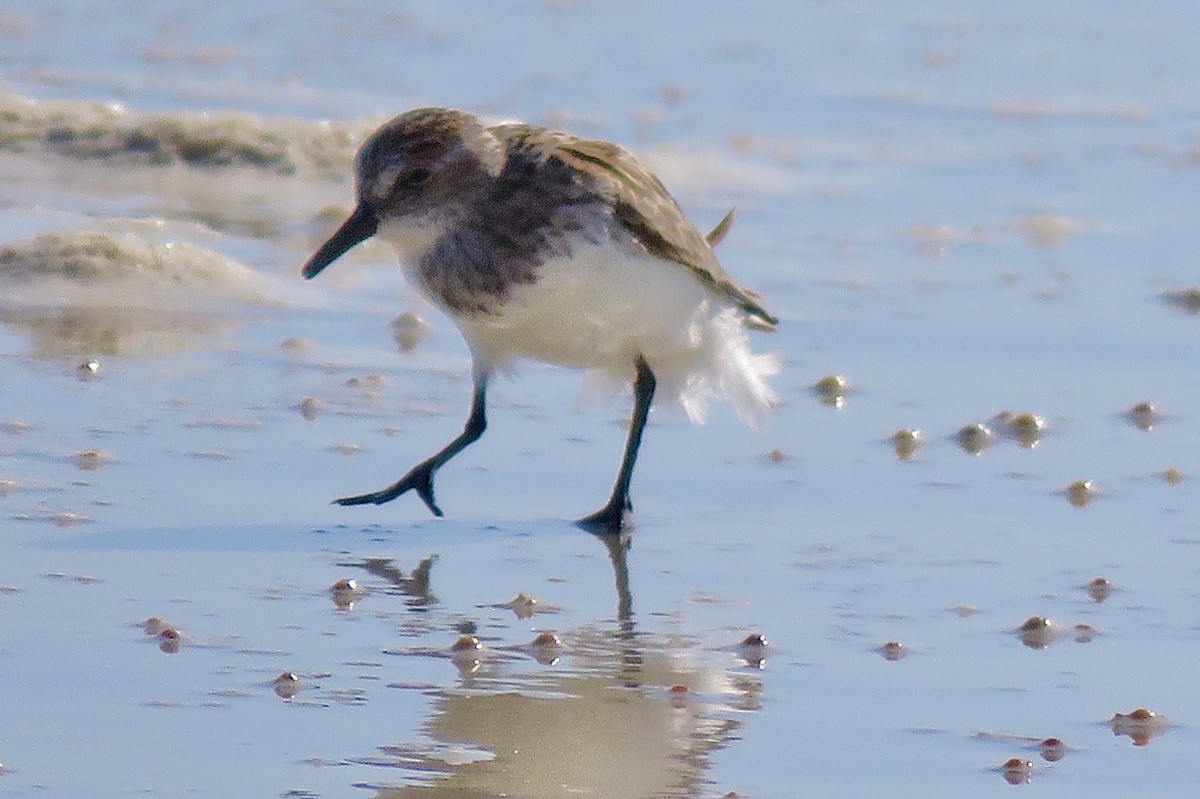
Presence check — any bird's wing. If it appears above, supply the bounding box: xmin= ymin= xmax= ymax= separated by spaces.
xmin=498 ymin=126 xmax=777 ymax=327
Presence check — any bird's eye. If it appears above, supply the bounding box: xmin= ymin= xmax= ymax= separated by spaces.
xmin=400 ymin=168 xmax=431 ymax=188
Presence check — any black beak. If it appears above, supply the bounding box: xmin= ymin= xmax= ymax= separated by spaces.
xmin=301 ymin=203 xmax=379 ymax=279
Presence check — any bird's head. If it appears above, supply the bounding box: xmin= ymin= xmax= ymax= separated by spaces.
xmin=302 ymin=107 xmax=502 ymax=279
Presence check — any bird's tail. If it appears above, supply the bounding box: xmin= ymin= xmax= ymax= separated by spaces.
xmin=675 ymin=306 xmax=780 ymax=427
xmin=577 ymin=306 xmax=779 ymax=427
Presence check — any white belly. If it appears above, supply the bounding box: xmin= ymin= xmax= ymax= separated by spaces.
xmin=460 ymin=247 xmax=706 ymax=368
xmin=448 ymin=243 xmax=780 ymax=427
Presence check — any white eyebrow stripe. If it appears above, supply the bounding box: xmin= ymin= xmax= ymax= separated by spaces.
xmin=365 ymin=163 xmax=404 ymax=203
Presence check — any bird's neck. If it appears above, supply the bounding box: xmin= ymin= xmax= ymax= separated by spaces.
xmin=376 ymin=215 xmax=450 ymax=265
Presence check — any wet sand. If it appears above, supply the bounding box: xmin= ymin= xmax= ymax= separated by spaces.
xmin=3 ymin=2 xmax=1200 ymax=797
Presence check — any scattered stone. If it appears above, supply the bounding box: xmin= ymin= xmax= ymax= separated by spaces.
xmin=1066 ymin=479 xmax=1096 ymax=508
xmin=1087 ymin=577 xmax=1112 ymax=602
xmin=891 ymin=428 xmax=922 ymax=460
xmin=390 ymin=312 xmax=432 ymax=351
xmin=299 ymin=397 xmax=321 ymax=421
xmin=813 ymin=374 xmax=850 ymax=408
xmin=955 ymin=422 xmax=993 ymax=454
xmin=273 ymin=671 xmax=301 ymax=699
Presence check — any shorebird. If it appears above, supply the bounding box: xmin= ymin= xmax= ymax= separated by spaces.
xmin=303 ymin=108 xmax=779 ymax=531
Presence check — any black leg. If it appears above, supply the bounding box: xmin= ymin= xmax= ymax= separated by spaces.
xmin=578 ymin=357 xmax=656 ymax=532
xmin=334 ymin=372 xmax=489 ymax=516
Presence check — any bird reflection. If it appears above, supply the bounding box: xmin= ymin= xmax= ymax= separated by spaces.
xmin=340 ymin=554 xmax=438 ymax=608
xmin=348 ymin=529 xmax=760 ymax=798
xmin=593 ymin=530 xmax=643 ymax=686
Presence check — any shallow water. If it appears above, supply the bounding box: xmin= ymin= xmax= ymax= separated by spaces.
xmin=3 ymin=2 xmax=1200 ymax=797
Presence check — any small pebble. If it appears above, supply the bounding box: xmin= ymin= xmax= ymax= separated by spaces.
xmin=1122 ymin=708 xmax=1157 ymax=721
xmin=1072 ymin=623 xmax=1097 ymax=643
xmin=493 ymin=592 xmax=559 ymax=620
xmin=956 ymin=422 xmax=993 ymax=454
xmin=1160 ymin=467 xmax=1186 ymax=486
xmin=77 ymin=358 xmax=101 ymax=378
xmin=740 ymin=633 xmax=769 ymax=648
xmin=158 ymin=627 xmax=182 ymax=654
xmin=1015 ymin=213 xmax=1081 ymax=247
xmin=390 ymin=312 xmax=432 ymax=351
xmin=736 ymin=633 xmax=769 ymax=668
xmin=530 ymin=631 xmax=561 ymax=648
xmin=529 ymin=631 xmax=563 ymax=665
xmin=1001 ymin=757 xmax=1033 ymax=785
xmin=330 ymin=578 xmax=363 ymax=610
xmin=1087 ymin=577 xmax=1112 ymax=602
xmin=1111 ymin=708 xmax=1168 ymax=746
xmin=299 ymin=397 xmax=322 ymax=421
xmin=53 ymin=512 xmax=88 ymax=528
xmin=1017 ymin=616 xmax=1056 ymax=649
xmin=879 ymin=641 xmax=907 ymax=661
xmin=450 ymin=635 xmax=485 ymax=675
xmin=1003 ymin=411 xmax=1047 ymax=447
xmin=1127 ymin=401 xmax=1160 ymax=431
xmin=1066 ymin=479 xmax=1096 ymax=507
xmin=450 ymin=635 xmax=484 ymax=654
xmin=505 ymin=593 xmax=539 ymax=618
xmin=1160 ymin=287 xmax=1200 ymax=314
xmin=143 ymin=616 xmax=172 ymax=635
xmin=813 ymin=374 xmax=850 ymax=407
xmin=273 ymin=671 xmax=301 ymax=699
xmin=762 ymin=448 xmax=788 ymax=464
xmin=1039 ymin=737 xmax=1067 ymax=762
xmin=73 ymin=449 xmax=110 ymax=472
xmin=891 ymin=428 xmax=922 ymax=460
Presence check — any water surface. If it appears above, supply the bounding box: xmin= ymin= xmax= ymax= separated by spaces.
xmin=2 ymin=2 xmax=1200 ymax=797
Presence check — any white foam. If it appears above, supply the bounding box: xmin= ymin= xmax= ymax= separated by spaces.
xmin=0 ymin=228 xmax=270 ymax=308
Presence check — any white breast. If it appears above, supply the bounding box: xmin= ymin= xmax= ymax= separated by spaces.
xmin=376 ymin=216 xmax=446 ymax=286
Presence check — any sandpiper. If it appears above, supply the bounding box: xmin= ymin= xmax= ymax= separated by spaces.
xmin=303 ymin=108 xmax=779 ymax=531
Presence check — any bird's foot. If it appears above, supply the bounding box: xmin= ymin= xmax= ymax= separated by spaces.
xmin=576 ymin=496 xmax=632 ymax=534
xmin=332 ymin=460 xmax=444 ymax=516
